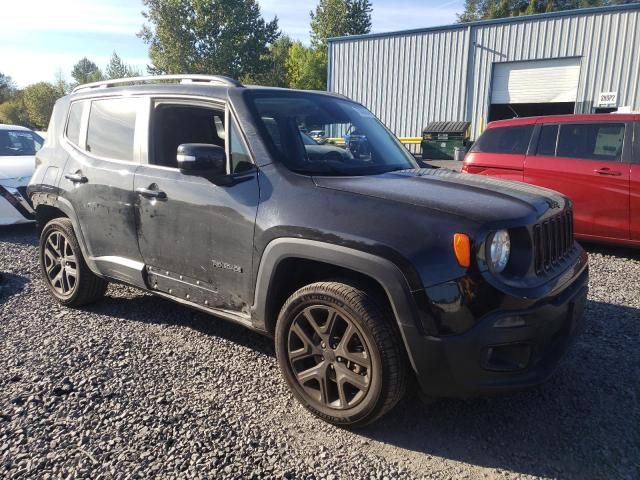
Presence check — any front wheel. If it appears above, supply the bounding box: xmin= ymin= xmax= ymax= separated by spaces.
xmin=39 ymin=218 xmax=108 ymax=306
xmin=275 ymin=281 xmax=407 ymax=427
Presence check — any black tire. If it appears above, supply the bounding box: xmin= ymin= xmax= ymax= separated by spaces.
xmin=275 ymin=281 xmax=407 ymax=427
xmin=39 ymin=218 xmax=108 ymax=306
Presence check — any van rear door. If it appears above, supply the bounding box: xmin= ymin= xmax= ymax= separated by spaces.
xmin=524 ymin=120 xmax=630 ymax=241
xmin=462 ymin=124 xmax=533 ymax=182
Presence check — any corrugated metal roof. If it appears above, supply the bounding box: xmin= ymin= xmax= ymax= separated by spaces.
xmin=423 ymin=121 xmax=470 ymax=133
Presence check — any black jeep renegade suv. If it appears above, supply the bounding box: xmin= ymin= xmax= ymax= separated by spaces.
xmin=29 ymin=75 xmax=588 ymax=426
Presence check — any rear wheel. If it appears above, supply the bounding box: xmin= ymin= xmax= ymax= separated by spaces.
xmin=275 ymin=281 xmax=407 ymax=427
xmin=39 ymin=218 xmax=108 ymax=306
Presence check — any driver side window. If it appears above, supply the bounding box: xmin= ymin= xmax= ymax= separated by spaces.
xmin=150 ymin=103 xmax=226 ymax=169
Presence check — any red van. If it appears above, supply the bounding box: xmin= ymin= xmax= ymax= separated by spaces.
xmin=462 ymin=114 xmax=640 ymax=247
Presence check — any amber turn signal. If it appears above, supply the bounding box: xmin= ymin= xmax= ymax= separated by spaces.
xmin=453 ymin=233 xmax=471 ymax=268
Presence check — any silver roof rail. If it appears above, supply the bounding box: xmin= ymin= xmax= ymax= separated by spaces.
xmin=72 ymin=74 xmax=243 ymax=93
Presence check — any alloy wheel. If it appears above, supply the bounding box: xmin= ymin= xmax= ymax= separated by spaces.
xmin=287 ymin=305 xmax=372 ymax=410
xmin=43 ymin=231 xmax=78 ymax=296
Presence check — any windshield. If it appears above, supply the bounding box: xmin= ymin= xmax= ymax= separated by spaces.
xmin=250 ymin=93 xmax=417 ymax=176
xmin=0 ymin=130 xmax=44 ymax=157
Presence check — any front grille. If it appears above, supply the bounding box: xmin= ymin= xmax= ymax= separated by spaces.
xmin=533 ymin=209 xmax=574 ymax=274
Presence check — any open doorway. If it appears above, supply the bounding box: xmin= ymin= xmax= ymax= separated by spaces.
xmin=488 ymin=102 xmax=575 ymax=122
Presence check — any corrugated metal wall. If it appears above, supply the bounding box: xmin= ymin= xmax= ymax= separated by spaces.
xmin=328 ymin=5 xmax=640 ymax=142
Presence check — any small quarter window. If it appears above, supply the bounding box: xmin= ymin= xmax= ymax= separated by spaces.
xmin=66 ymin=102 xmax=84 ymax=147
xmin=557 ymin=123 xmax=625 ymax=161
xmin=536 ymin=125 xmax=559 ymax=156
xmin=229 ymin=117 xmax=253 ymax=174
xmin=470 ymin=125 xmax=533 ymax=155
xmin=87 ymin=98 xmax=137 ymax=161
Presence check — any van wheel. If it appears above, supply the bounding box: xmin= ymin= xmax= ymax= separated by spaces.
xmin=275 ymin=281 xmax=407 ymax=427
xmin=39 ymin=218 xmax=108 ymax=306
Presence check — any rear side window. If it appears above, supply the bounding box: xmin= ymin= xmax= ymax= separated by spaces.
xmin=536 ymin=124 xmax=558 ymax=156
xmin=86 ymin=98 xmax=137 ymax=161
xmin=557 ymin=123 xmax=624 ymax=161
xmin=66 ymin=102 xmax=84 ymax=147
xmin=470 ymin=125 xmax=533 ymax=155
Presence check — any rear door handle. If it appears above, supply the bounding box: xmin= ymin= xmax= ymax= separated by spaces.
xmin=135 ymin=187 xmax=167 ymax=200
xmin=594 ymin=168 xmax=622 ymax=176
xmin=64 ymin=172 xmax=88 ymax=183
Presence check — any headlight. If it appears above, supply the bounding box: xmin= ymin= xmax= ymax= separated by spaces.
xmin=487 ymin=230 xmax=510 ymax=272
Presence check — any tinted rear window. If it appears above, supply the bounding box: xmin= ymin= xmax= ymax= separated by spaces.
xmin=556 ymin=123 xmax=625 ymax=161
xmin=470 ymin=125 xmax=533 ymax=155
xmin=86 ymin=98 xmax=137 ymax=161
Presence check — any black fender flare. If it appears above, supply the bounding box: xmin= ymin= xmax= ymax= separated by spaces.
xmin=31 ymin=192 xmax=100 ymax=276
xmin=251 ymin=238 xmax=425 ymax=372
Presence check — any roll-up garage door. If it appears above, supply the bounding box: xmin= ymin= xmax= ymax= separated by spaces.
xmin=491 ymin=58 xmax=581 ymax=104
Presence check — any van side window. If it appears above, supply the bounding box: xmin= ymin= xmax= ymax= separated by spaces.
xmin=66 ymin=102 xmax=84 ymax=147
xmin=536 ymin=125 xmax=559 ymax=156
xmin=557 ymin=123 xmax=625 ymax=161
xmin=86 ymin=98 xmax=137 ymax=161
xmin=470 ymin=125 xmax=533 ymax=155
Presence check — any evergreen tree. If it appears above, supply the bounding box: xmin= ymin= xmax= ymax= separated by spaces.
xmin=71 ymin=57 xmax=104 ymax=85
xmin=457 ymin=0 xmax=635 ymax=21
xmin=457 ymin=0 xmax=481 ymax=22
xmin=345 ymin=0 xmax=373 ymax=35
xmin=106 ymin=51 xmax=141 ymax=79
xmin=310 ymin=0 xmax=372 ymax=48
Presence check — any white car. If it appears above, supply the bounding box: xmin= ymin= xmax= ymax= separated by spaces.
xmin=0 ymin=124 xmax=43 ymax=225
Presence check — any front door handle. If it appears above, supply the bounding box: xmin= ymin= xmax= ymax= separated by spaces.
xmin=65 ymin=172 xmax=88 ymax=183
xmin=594 ymin=168 xmax=622 ymax=176
xmin=135 ymin=187 xmax=167 ymax=200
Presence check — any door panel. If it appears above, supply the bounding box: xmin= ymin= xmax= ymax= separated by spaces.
xmin=61 ymin=97 xmax=144 ymax=283
xmin=631 ymin=122 xmax=640 ymax=241
xmin=631 ymin=164 xmax=640 ymax=241
xmin=135 ymin=100 xmax=259 ymax=313
xmin=524 ymin=121 xmax=631 ymax=241
xmin=63 ymin=148 xmax=140 ymax=258
xmin=524 ymin=155 xmax=629 ymax=239
xmin=134 ymin=166 xmax=259 ymax=312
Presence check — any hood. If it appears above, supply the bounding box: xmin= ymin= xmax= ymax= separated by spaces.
xmin=313 ymin=168 xmax=567 ymax=226
xmin=0 ymin=155 xmax=36 ymax=185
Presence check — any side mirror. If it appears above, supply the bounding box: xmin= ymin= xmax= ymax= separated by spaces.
xmin=177 ymin=143 xmax=226 ymax=175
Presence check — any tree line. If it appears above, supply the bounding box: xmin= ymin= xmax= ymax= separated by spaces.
xmin=457 ymin=0 xmax=636 ymax=23
xmin=0 ymin=0 xmax=372 ymax=130
xmin=0 ymin=52 xmax=140 ymax=130
xmin=2 ymin=0 xmax=631 ymax=130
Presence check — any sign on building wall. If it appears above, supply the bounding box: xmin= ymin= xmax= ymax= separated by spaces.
xmin=598 ymin=92 xmax=618 ymax=107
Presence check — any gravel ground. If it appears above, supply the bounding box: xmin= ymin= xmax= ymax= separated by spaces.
xmin=1 ymin=224 xmax=638 ymax=480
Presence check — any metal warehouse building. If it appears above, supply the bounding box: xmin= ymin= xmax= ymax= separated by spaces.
xmin=327 ymin=4 xmax=640 ymax=143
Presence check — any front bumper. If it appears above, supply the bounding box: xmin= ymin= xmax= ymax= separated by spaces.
xmin=0 ymin=185 xmax=35 ymax=225
xmin=408 ymin=266 xmax=589 ymax=398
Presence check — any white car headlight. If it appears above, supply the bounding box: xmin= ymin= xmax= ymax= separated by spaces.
xmin=487 ymin=230 xmax=510 ymax=272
